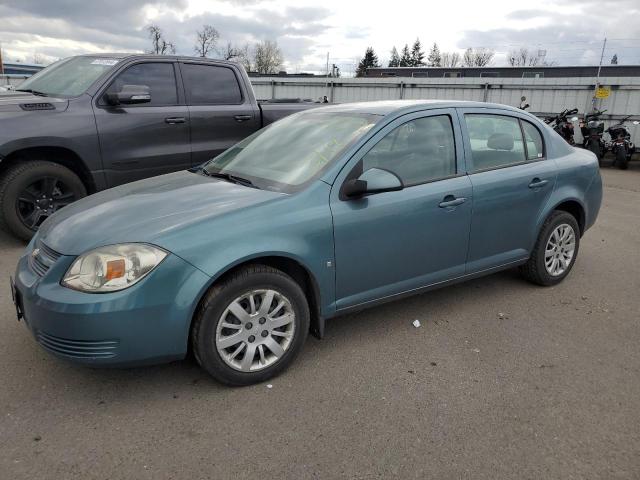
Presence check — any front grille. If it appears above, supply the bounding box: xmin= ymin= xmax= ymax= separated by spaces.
xmin=35 ymin=330 xmax=119 ymax=359
xmin=28 ymin=240 xmax=62 ymax=277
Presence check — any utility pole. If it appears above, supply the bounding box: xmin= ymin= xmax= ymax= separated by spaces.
xmin=593 ymin=37 xmax=607 ymax=111
xmin=325 ymin=52 xmax=330 ymax=99
xmin=0 ymin=41 xmax=4 ymax=76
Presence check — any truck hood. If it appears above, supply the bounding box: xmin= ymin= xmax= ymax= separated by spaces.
xmin=0 ymin=91 xmax=68 ymax=112
xmin=38 ymin=170 xmax=285 ymax=255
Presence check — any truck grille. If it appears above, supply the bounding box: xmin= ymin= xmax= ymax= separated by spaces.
xmin=28 ymin=240 xmax=62 ymax=277
xmin=35 ymin=330 xmax=119 ymax=359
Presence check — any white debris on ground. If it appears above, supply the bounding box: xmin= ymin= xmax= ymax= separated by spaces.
xmin=266 ymin=384 xmax=273 ymax=389
xmin=472 ymin=348 xmax=480 ymax=353
xmin=412 ymin=320 xmax=421 ymax=328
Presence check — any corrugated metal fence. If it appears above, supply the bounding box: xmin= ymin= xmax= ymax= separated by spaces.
xmin=251 ymin=76 xmax=640 ymax=144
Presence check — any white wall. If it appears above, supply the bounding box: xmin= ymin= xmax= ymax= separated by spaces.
xmin=251 ymin=76 xmax=640 ymax=144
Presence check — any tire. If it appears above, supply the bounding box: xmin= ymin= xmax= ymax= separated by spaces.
xmin=0 ymin=161 xmax=87 ymax=241
xmin=191 ymin=264 xmax=310 ymax=386
xmin=616 ymin=148 xmax=629 ymax=170
xmin=520 ymin=211 xmax=580 ymax=287
xmin=588 ymin=141 xmax=602 ymax=164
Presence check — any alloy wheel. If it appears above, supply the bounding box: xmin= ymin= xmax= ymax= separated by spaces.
xmin=544 ymin=223 xmax=576 ymax=276
xmin=215 ymin=289 xmax=296 ymax=372
xmin=16 ymin=176 xmax=77 ymax=230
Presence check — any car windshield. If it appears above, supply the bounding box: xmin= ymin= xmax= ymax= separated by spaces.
xmin=203 ymin=111 xmax=379 ymax=192
xmin=16 ymin=56 xmax=120 ymax=98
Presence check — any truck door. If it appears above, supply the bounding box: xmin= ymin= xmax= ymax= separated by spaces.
xmin=93 ymin=61 xmax=191 ymax=187
xmin=178 ymin=61 xmax=261 ymax=166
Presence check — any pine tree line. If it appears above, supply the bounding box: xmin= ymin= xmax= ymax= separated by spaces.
xmin=357 ymin=41 xmax=496 ymax=76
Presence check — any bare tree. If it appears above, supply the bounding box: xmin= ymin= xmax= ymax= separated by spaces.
xmin=441 ymin=51 xmax=461 ymax=68
xmin=194 ymin=25 xmax=219 ymax=57
xmin=508 ymin=48 xmax=556 ymax=67
xmin=31 ymin=52 xmax=47 ymax=65
xmin=508 ymin=48 xmax=540 ymax=66
xmin=253 ymin=40 xmax=283 ymax=74
xmin=219 ymin=42 xmax=252 ymax=70
xmin=462 ymin=47 xmax=494 ymax=67
xmin=147 ymin=25 xmax=175 ymax=55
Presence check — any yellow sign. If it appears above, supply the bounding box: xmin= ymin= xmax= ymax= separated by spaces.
xmin=595 ymin=86 xmax=610 ymax=99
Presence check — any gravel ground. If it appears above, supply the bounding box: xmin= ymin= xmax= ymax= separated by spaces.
xmin=0 ymin=165 xmax=639 ymax=479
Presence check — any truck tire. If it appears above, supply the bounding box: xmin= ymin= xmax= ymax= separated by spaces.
xmin=191 ymin=264 xmax=310 ymax=386
xmin=616 ymin=148 xmax=628 ymax=170
xmin=0 ymin=161 xmax=87 ymax=241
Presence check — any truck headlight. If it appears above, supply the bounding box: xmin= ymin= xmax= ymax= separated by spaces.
xmin=62 ymin=243 xmax=167 ymax=293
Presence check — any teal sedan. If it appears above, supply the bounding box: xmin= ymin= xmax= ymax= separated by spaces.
xmin=12 ymin=100 xmax=602 ymax=385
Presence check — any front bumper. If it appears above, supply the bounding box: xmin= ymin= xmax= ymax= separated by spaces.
xmin=13 ymin=244 xmax=210 ymax=367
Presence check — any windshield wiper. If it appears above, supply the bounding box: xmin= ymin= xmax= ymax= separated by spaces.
xmin=15 ymin=88 xmax=49 ymax=97
xmin=201 ymin=170 xmax=257 ymax=188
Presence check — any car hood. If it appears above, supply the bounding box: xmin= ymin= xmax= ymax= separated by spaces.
xmin=38 ymin=170 xmax=285 ymax=255
xmin=0 ymin=91 xmax=68 ymax=112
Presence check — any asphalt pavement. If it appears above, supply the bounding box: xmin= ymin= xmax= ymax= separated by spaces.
xmin=1 ymin=165 xmax=639 ymax=479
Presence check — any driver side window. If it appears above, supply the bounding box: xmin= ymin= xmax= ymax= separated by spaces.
xmin=361 ymin=115 xmax=456 ymax=186
xmin=104 ymin=62 xmax=178 ymax=106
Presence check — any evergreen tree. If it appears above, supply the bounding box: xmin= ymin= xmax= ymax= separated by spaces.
xmin=399 ymin=44 xmax=411 ymax=67
xmin=611 ymin=53 xmax=618 ymax=64
xmin=427 ymin=42 xmax=441 ymax=67
xmin=410 ymin=38 xmax=425 ymax=67
xmin=388 ymin=46 xmax=400 ymax=67
xmin=355 ymin=47 xmax=379 ymax=77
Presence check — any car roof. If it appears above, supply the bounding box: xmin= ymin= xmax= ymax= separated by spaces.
xmin=313 ymin=100 xmax=523 ymax=116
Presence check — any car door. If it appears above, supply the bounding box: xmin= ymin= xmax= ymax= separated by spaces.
xmin=178 ymin=61 xmax=261 ymax=166
xmin=93 ymin=60 xmax=191 ymax=187
xmin=461 ymin=109 xmax=557 ymax=272
xmin=330 ymin=109 xmax=473 ymax=310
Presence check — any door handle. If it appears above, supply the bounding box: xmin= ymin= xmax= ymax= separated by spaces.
xmin=528 ymin=178 xmax=549 ymax=189
xmin=234 ymin=115 xmax=252 ymax=122
xmin=165 ymin=117 xmax=186 ymax=124
xmin=438 ymin=195 xmax=467 ymax=208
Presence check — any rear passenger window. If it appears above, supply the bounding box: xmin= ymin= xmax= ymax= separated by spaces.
xmin=361 ymin=115 xmax=456 ymax=186
xmin=465 ymin=114 xmax=526 ymax=172
xmin=181 ymin=64 xmax=242 ymax=105
xmin=521 ymin=120 xmax=544 ymax=160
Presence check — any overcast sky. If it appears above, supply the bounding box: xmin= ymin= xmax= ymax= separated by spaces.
xmin=1 ymin=0 xmax=639 ymax=75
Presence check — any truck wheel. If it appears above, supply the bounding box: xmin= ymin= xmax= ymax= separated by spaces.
xmin=616 ymin=148 xmax=628 ymax=170
xmin=191 ymin=264 xmax=309 ymax=386
xmin=0 ymin=161 xmax=87 ymax=241
xmin=519 ymin=211 xmax=580 ymax=287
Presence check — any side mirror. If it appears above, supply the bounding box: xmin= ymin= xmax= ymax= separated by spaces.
xmin=106 ymin=84 xmax=151 ymax=105
xmin=343 ymin=167 xmax=403 ymax=198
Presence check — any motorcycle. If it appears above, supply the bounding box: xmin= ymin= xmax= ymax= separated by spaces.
xmin=606 ymin=115 xmax=639 ymax=170
xmin=544 ymin=108 xmax=579 ymax=145
xmin=580 ymin=109 xmax=607 ymax=163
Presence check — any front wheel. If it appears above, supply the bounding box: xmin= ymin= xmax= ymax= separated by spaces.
xmin=588 ymin=141 xmax=602 ymax=164
xmin=520 ymin=211 xmax=580 ymax=286
xmin=0 ymin=161 xmax=87 ymax=241
xmin=616 ymin=147 xmax=629 ymax=170
xmin=191 ymin=265 xmax=310 ymax=386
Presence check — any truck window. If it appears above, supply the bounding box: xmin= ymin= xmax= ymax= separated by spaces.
xmin=105 ymin=63 xmax=178 ymax=106
xmin=181 ymin=64 xmax=243 ymax=105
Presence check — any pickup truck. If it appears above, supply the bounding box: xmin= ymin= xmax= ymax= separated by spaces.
xmin=0 ymin=54 xmax=318 ymax=240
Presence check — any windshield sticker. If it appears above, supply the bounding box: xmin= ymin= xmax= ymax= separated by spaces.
xmin=91 ymin=59 xmax=119 ymax=66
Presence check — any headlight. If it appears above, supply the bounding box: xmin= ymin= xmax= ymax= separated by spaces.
xmin=62 ymin=243 xmax=167 ymax=293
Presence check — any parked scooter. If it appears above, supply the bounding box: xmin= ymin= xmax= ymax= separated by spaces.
xmin=580 ymin=109 xmax=607 ymax=163
xmin=544 ymin=108 xmax=579 ymax=145
xmin=606 ymin=115 xmax=639 ymax=170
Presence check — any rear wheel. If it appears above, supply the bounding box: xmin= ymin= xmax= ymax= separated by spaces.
xmin=191 ymin=265 xmax=310 ymax=386
xmin=520 ymin=211 xmax=580 ymax=286
xmin=0 ymin=161 xmax=86 ymax=241
xmin=616 ymin=147 xmax=629 ymax=170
